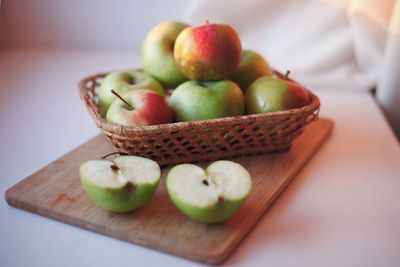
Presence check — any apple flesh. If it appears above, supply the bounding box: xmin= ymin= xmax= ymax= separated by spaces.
xmin=174 ymin=23 xmax=241 ymax=80
xmin=80 ymin=155 xmax=161 ymax=212
xmin=141 ymin=21 xmax=189 ymax=87
xmin=246 ymin=76 xmax=310 ymax=114
xmin=168 ymin=80 xmax=244 ymax=122
xmin=166 ymin=160 xmax=252 ymax=223
xmin=98 ymin=70 xmax=165 ymax=117
xmin=230 ymin=49 xmax=272 ymax=93
xmin=106 ymin=89 xmax=173 ymax=126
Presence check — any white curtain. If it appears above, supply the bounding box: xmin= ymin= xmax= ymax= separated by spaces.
xmin=186 ymin=0 xmax=400 ymax=136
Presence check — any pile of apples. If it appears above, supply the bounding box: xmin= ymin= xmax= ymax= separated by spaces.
xmin=80 ymin=21 xmax=312 ymax=223
xmin=99 ymin=21 xmax=311 ymax=126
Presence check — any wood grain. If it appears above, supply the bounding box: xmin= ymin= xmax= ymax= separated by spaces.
xmin=5 ymin=118 xmax=333 ymax=265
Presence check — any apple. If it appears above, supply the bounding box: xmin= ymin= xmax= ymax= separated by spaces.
xmin=174 ymin=22 xmax=241 ymax=80
xmin=166 ymin=160 xmax=252 ymax=223
xmin=141 ymin=21 xmax=189 ymax=87
xmin=246 ymin=72 xmax=310 ymax=114
xmin=106 ymin=89 xmax=173 ymax=126
xmin=80 ymin=155 xmax=161 ymax=212
xmin=98 ymin=70 xmax=165 ymax=117
xmin=230 ymin=49 xmax=272 ymax=92
xmin=168 ymin=80 xmax=244 ymax=122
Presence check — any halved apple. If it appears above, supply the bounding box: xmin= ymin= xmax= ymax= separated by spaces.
xmin=166 ymin=160 xmax=252 ymax=223
xmin=79 ymin=155 xmax=161 ymax=212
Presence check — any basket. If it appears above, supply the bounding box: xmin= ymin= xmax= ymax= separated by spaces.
xmin=79 ymin=70 xmax=320 ymax=166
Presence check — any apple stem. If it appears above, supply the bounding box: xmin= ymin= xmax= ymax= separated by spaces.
xmin=111 ymin=89 xmax=134 ymax=110
xmin=218 ymin=196 xmax=225 ymax=204
xmin=101 ymin=151 xmax=128 ymax=159
xmin=205 ymin=19 xmax=210 ymax=25
xmin=284 ymin=70 xmax=291 ymax=80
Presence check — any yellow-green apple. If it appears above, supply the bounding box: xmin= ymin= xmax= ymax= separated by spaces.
xmin=168 ymin=80 xmax=244 ymax=122
xmin=230 ymin=49 xmax=272 ymax=92
xmin=80 ymin=155 xmax=161 ymax=212
xmin=174 ymin=22 xmax=242 ymax=80
xmin=106 ymin=89 xmax=173 ymax=126
xmin=99 ymin=70 xmax=165 ymax=117
xmin=246 ymin=73 xmax=310 ymax=114
xmin=166 ymin=160 xmax=252 ymax=223
xmin=141 ymin=21 xmax=189 ymax=87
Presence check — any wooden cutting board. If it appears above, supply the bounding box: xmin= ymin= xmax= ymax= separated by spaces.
xmin=5 ymin=118 xmax=333 ymax=265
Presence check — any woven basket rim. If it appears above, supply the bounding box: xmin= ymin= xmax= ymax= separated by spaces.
xmin=79 ymin=69 xmax=320 ymax=135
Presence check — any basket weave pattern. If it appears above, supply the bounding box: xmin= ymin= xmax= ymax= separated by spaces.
xmin=79 ymin=70 xmax=320 ymax=165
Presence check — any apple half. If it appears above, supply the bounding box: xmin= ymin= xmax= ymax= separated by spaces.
xmin=80 ymin=155 xmax=161 ymax=212
xmin=166 ymin=160 xmax=252 ymax=223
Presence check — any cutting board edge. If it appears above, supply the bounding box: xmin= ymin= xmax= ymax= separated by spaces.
xmin=208 ymin=118 xmax=334 ymax=264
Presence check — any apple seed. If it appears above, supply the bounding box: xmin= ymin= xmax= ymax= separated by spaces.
xmin=110 ymin=164 xmax=119 ymax=171
xmin=202 ymin=179 xmax=209 ymax=186
xmin=126 ymin=181 xmax=136 ymax=192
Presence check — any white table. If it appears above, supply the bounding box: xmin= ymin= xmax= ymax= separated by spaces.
xmin=1 ymin=48 xmax=399 ymax=267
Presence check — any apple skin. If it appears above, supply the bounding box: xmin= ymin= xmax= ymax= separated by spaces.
xmin=174 ymin=23 xmax=241 ymax=80
xmin=246 ymin=76 xmax=310 ymax=114
xmin=141 ymin=21 xmax=189 ymax=87
xmin=99 ymin=71 xmax=165 ymax=117
xmin=230 ymin=49 xmax=272 ymax=93
xmin=106 ymin=89 xmax=173 ymax=126
xmin=168 ymin=80 xmax=244 ymax=122
xmin=80 ymin=157 xmax=161 ymax=213
xmin=81 ymin=172 xmax=159 ymax=213
xmin=168 ymin=192 xmax=247 ymax=223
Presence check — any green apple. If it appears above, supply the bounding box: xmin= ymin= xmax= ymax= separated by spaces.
xmin=168 ymin=80 xmax=244 ymax=122
xmin=246 ymin=74 xmax=310 ymax=114
xmin=141 ymin=21 xmax=189 ymax=87
xmin=80 ymin=155 xmax=161 ymax=212
xmin=106 ymin=89 xmax=173 ymax=126
xmin=230 ymin=49 xmax=272 ymax=92
xmin=174 ymin=22 xmax=242 ymax=80
xmin=98 ymin=70 xmax=165 ymax=117
xmin=166 ymin=160 xmax=252 ymax=223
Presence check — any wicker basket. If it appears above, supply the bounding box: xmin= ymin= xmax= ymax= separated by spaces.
xmin=79 ymin=70 xmax=320 ymax=166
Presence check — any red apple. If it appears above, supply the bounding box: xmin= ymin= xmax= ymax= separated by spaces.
xmin=106 ymin=89 xmax=173 ymax=126
xmin=174 ymin=22 xmax=241 ymax=80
